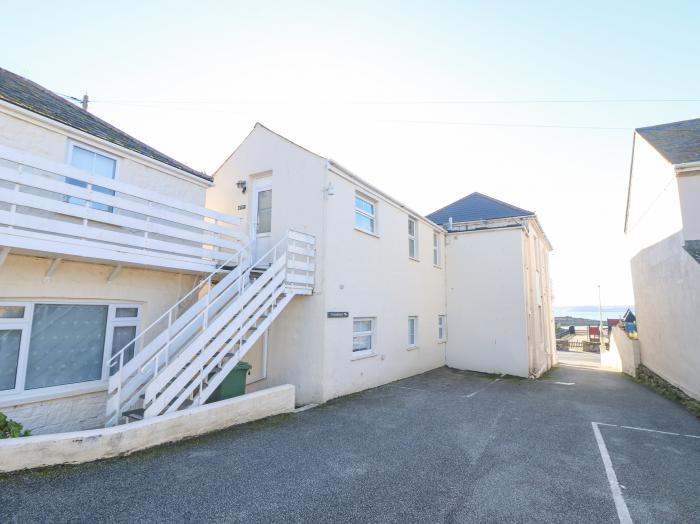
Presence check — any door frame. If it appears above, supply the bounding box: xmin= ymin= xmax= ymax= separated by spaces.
xmin=249 ymin=178 xmax=272 ymax=261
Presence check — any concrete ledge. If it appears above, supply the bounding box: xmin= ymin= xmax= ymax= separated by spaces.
xmin=602 ymin=327 xmax=640 ymax=376
xmin=0 ymin=384 xmax=295 ymax=473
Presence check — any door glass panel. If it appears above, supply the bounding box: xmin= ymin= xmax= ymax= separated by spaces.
xmin=0 ymin=329 xmax=21 ymax=391
xmin=110 ymin=325 xmax=137 ymax=374
xmin=25 ymin=304 xmax=108 ymax=389
xmin=256 ymin=189 xmax=272 ymax=234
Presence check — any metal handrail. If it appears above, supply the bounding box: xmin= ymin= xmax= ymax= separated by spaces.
xmin=107 ymin=229 xmax=315 ymax=423
xmin=107 ymin=245 xmax=250 ymax=370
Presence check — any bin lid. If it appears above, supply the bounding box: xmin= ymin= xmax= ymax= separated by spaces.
xmin=235 ymin=361 xmax=252 ymax=371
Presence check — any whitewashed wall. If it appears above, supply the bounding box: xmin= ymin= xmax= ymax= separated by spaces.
xmin=626 ymin=134 xmax=700 ymax=400
xmin=625 ymin=135 xmax=683 ymax=256
xmin=445 ymin=227 xmax=530 ymax=377
xmin=207 ymin=125 xmax=328 ymax=404
xmin=320 ymin=167 xmax=446 ymax=400
xmin=630 ymin=231 xmax=700 ymax=399
xmin=521 ymin=219 xmax=556 ymax=376
xmin=207 ymin=125 xmax=446 ymax=403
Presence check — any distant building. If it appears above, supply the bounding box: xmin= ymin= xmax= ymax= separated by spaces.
xmin=427 ymin=193 xmax=556 ymax=378
xmin=624 ymin=118 xmax=700 ymax=399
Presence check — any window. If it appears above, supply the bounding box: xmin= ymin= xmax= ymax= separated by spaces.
xmin=438 ymin=315 xmax=447 ymax=342
xmin=433 ymin=231 xmax=441 ymax=266
xmin=355 ymin=194 xmax=376 ymax=234
xmin=408 ymin=316 xmax=418 ymax=347
xmin=408 ymin=217 xmax=418 ymax=259
xmin=0 ymin=302 xmax=140 ymax=397
xmin=352 ymin=317 xmax=375 ymax=354
xmin=66 ymin=144 xmax=117 ymax=212
xmin=256 ymin=189 xmax=272 ymax=234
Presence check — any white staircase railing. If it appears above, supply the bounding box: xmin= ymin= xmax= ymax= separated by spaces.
xmin=106 ymin=229 xmax=315 ymax=426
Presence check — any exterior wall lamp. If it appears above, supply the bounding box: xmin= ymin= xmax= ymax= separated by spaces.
xmin=236 ymin=180 xmax=247 ymax=193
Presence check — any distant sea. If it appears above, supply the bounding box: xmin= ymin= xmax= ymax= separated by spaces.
xmin=554 ymin=305 xmax=632 ymax=321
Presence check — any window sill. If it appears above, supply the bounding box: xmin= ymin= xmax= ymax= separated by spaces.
xmin=0 ymin=381 xmax=108 ymax=409
xmin=409 ymin=256 xmax=420 ymax=262
xmin=354 ymin=227 xmax=380 ymax=239
xmin=438 ymin=340 xmax=447 ymax=344
xmin=351 ymin=351 xmax=378 ymax=361
xmin=406 ymin=345 xmax=419 ymax=351
xmin=433 ymin=264 xmax=443 ymax=269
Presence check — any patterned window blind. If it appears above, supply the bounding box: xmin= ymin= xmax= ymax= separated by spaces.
xmin=25 ymin=304 xmax=108 ymax=389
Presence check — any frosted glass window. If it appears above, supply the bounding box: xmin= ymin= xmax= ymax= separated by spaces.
xmin=256 ymin=189 xmax=272 ymax=234
xmin=0 ymin=329 xmax=21 ymax=391
xmin=0 ymin=306 xmax=24 ymax=318
xmin=25 ymin=304 xmax=108 ymax=389
xmin=66 ymin=145 xmax=116 ymax=212
xmin=352 ymin=318 xmax=374 ymax=353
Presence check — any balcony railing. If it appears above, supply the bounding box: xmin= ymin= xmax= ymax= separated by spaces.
xmin=0 ymin=144 xmax=246 ymax=273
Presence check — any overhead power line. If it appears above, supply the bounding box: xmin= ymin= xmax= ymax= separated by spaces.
xmin=88 ymin=97 xmax=700 ymax=106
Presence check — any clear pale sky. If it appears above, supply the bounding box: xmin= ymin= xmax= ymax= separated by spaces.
xmin=2 ymin=1 xmax=699 ymax=307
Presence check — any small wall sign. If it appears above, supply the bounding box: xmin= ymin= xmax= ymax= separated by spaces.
xmin=327 ymin=311 xmax=349 ymax=318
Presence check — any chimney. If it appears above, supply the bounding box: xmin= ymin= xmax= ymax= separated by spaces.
xmin=81 ymin=93 xmax=89 ymax=111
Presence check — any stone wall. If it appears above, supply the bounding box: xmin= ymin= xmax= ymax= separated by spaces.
xmin=1 ymin=391 xmax=107 ymax=435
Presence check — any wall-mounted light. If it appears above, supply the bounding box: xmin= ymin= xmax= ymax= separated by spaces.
xmin=236 ymin=180 xmax=247 ymax=193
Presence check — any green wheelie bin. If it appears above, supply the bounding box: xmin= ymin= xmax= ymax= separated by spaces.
xmin=205 ymin=361 xmax=252 ymax=403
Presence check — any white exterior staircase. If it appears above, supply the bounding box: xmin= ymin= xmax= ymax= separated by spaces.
xmin=106 ymin=230 xmax=315 ymax=426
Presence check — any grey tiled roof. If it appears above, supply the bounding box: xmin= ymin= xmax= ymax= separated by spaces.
xmin=427 ymin=192 xmax=534 ymax=225
xmin=684 ymin=240 xmax=700 ymax=264
xmin=0 ymin=67 xmax=210 ymax=181
xmin=636 ymin=118 xmax=700 ymax=165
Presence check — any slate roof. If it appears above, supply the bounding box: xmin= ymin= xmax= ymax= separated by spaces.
xmin=426 ymin=192 xmax=534 ymax=226
xmin=636 ymin=118 xmax=700 ymax=165
xmin=684 ymin=240 xmax=700 ymax=265
xmin=0 ymin=67 xmax=210 ymax=181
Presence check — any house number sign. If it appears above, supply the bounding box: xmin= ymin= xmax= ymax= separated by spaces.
xmin=327 ymin=312 xmax=349 ymax=318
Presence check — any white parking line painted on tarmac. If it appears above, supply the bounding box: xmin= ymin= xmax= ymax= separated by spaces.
xmin=595 ymin=422 xmax=700 ymax=439
xmin=591 ymin=422 xmax=633 ymax=524
xmin=466 ymin=377 xmax=502 ymax=398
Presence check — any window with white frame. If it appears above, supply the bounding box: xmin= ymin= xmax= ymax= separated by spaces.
xmin=355 ymin=194 xmax=376 ymax=234
xmin=433 ymin=231 xmax=441 ymax=266
xmin=66 ymin=143 xmax=117 ymax=212
xmin=352 ymin=317 xmax=375 ymax=354
xmin=408 ymin=217 xmax=418 ymax=259
xmin=0 ymin=302 xmax=140 ymax=396
xmin=408 ymin=316 xmax=418 ymax=347
xmin=438 ymin=315 xmax=447 ymax=341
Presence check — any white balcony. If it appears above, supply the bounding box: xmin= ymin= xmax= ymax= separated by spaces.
xmin=0 ymin=145 xmax=246 ymax=273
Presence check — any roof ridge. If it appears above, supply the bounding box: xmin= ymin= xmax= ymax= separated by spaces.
xmin=470 ymin=192 xmax=534 ymax=216
xmin=425 ymin=192 xmax=480 ymax=218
